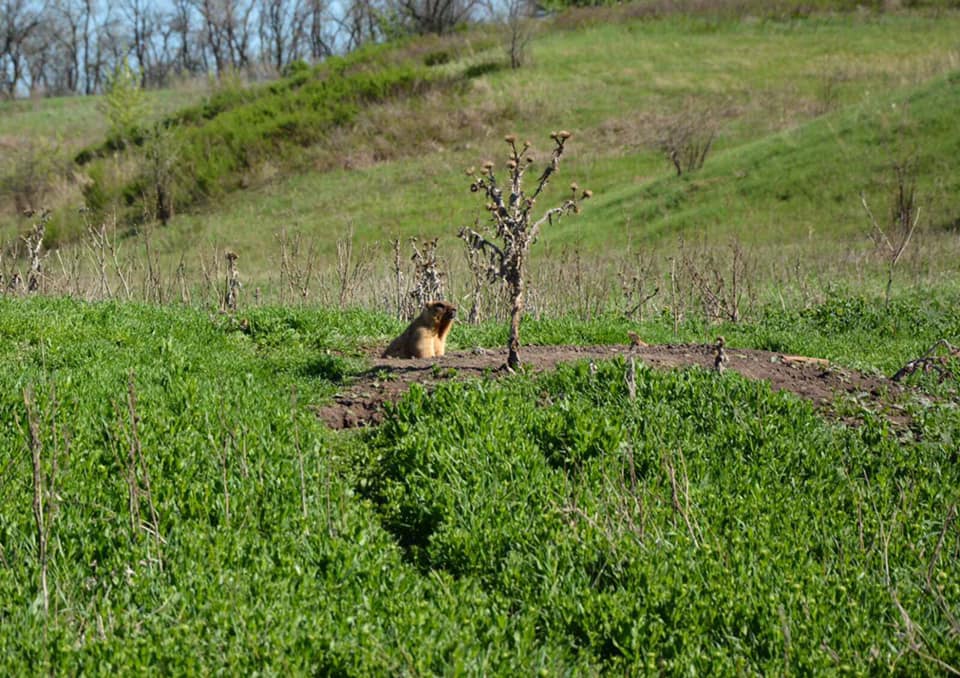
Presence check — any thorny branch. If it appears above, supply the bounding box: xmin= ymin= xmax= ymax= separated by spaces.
xmin=892 ymin=339 xmax=960 ymax=382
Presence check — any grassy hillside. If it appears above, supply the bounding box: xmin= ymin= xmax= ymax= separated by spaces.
xmin=4 ymin=8 xmax=960 ymax=303
xmin=90 ymin=13 xmax=960 ymax=288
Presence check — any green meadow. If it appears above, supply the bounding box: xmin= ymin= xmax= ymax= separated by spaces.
xmin=2 ymin=3 xmax=960 ymax=673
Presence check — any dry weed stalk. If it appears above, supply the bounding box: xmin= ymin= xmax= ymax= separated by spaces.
xmin=224 ymin=251 xmax=241 ymax=313
xmin=463 ymin=131 xmax=591 ymax=369
xmin=53 ymin=247 xmax=83 ymax=298
xmin=16 ymin=384 xmax=68 ymax=617
xmin=199 ymin=244 xmax=225 ymax=308
xmin=408 ymin=237 xmax=446 ymax=312
xmin=619 ymin=247 xmax=660 ymax=321
xmin=662 ymin=448 xmax=700 ymax=547
xmin=111 ymin=372 xmax=164 ymax=568
xmin=684 ymin=238 xmax=749 ymax=323
xmin=175 ymin=256 xmax=190 ymax=305
xmin=21 ymin=209 xmax=50 ymax=293
xmin=141 ymin=223 xmax=164 ymax=304
xmin=83 ymin=211 xmax=131 ymax=301
xmin=668 ymin=255 xmax=684 ymax=336
xmin=276 ymin=228 xmax=316 ymax=304
xmin=336 ymin=228 xmax=375 ymax=309
xmin=391 ymin=238 xmax=405 ymax=320
xmin=860 ymin=158 xmax=921 ymax=307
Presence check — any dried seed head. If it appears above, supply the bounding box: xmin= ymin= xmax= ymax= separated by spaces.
xmin=549 ymin=131 xmax=558 ymax=140
xmin=507 ymin=160 xmax=517 ymax=170
xmin=526 ymin=156 xmax=534 ymax=164
xmin=582 ymin=189 xmax=593 ymax=199
xmin=465 ymin=166 xmax=475 ymax=176
xmin=558 ymin=130 xmax=571 ymax=140
xmin=504 ymin=134 xmax=517 ymax=144
xmin=470 ymin=183 xmax=479 ymax=193
xmin=483 ymin=160 xmax=494 ymax=171
xmin=569 ymin=182 xmax=579 ymax=192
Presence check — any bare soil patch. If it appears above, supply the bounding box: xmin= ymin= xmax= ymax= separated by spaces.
xmin=317 ymin=343 xmax=904 ymax=430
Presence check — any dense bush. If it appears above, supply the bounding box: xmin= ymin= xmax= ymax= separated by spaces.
xmin=73 ymin=46 xmax=440 ymax=234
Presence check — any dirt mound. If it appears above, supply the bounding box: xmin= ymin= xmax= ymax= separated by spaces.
xmin=317 ymin=343 xmax=905 ymax=430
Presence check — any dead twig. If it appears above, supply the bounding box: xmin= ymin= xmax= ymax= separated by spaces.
xmin=891 ymin=340 xmax=960 ymax=382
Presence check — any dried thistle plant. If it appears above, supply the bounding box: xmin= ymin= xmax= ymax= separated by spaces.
xmin=462 ymin=131 xmax=591 ymax=370
xmin=224 ymin=251 xmax=241 ymax=313
xmin=408 ymin=236 xmax=446 ymax=312
xmin=21 ymin=208 xmax=51 ymax=293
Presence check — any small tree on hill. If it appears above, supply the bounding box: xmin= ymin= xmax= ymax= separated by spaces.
xmin=461 ymin=131 xmax=590 ymax=370
xmin=100 ymin=59 xmax=148 ymax=148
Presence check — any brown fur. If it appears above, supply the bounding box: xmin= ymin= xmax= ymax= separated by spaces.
xmin=382 ymin=301 xmax=457 ymax=358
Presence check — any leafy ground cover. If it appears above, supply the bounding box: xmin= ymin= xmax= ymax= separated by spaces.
xmin=1 ymin=293 xmax=958 ymax=673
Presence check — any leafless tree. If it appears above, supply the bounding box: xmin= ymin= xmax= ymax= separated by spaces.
xmin=258 ymin=0 xmax=309 ymax=72
xmin=1 ymin=0 xmax=42 ymax=98
xmin=394 ymin=0 xmax=479 ymax=35
xmin=169 ymin=0 xmax=200 ymax=76
xmin=192 ymin=0 xmax=256 ymax=76
xmin=491 ymin=0 xmax=533 ymax=69
xmin=337 ymin=0 xmax=386 ymax=51
xmin=118 ymin=0 xmax=156 ymax=87
xmin=304 ymin=0 xmax=333 ymax=60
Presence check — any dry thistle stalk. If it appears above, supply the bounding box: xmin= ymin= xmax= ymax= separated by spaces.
xmin=463 ymin=130 xmax=591 ymax=370
xmin=860 ymin=158 xmax=921 ymax=308
xmin=224 ymin=251 xmax=241 ymax=312
xmin=21 ymin=208 xmax=51 ymax=293
xmin=409 ymin=237 xmax=446 ymax=312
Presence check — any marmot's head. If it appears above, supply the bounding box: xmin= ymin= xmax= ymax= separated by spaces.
xmin=425 ymin=301 xmax=457 ymax=326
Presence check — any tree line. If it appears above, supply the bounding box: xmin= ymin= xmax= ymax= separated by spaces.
xmin=1 ymin=0 xmax=511 ymax=99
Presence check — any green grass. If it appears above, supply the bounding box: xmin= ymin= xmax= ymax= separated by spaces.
xmin=4 ymin=6 xmax=960 ymax=672
xmin=1 ymin=294 xmax=958 ymax=673
xmin=0 ymin=86 xmax=203 ymax=149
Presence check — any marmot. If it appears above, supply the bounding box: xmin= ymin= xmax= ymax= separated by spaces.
xmin=382 ymin=301 xmax=457 ymax=359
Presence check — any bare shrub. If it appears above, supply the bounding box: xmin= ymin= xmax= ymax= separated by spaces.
xmin=619 ymin=246 xmax=661 ymax=322
xmin=860 ymin=157 xmax=921 ymax=307
xmin=142 ymin=123 xmax=180 ymax=226
xmin=656 ymin=100 xmax=720 ymax=176
xmin=463 ymin=131 xmax=590 ymax=370
xmin=336 ymin=227 xmax=376 ymax=309
xmin=683 ymin=237 xmax=751 ymax=324
xmin=21 ymin=209 xmax=50 ymax=293
xmin=500 ymin=0 xmax=536 ymax=69
xmin=276 ymin=228 xmax=317 ymax=305
xmin=408 ymin=236 xmax=446 ymax=310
